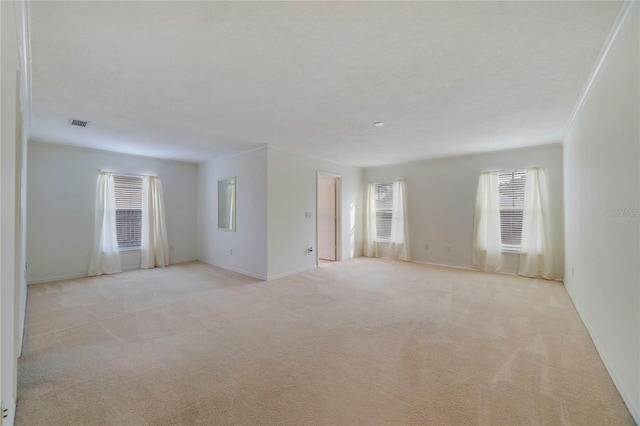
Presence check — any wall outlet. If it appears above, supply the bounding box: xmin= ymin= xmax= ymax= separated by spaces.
xmin=447 ymin=246 xmax=451 ymax=253
xmin=230 ymin=249 xmax=233 ymax=255
xmin=425 ymin=244 xmax=429 ymax=250
xmin=305 ymin=211 xmax=312 ymax=218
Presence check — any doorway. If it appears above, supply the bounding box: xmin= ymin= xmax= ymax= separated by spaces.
xmin=317 ymin=173 xmax=341 ymax=263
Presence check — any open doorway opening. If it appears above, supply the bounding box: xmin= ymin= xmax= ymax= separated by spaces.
xmin=317 ymin=172 xmax=341 ymax=264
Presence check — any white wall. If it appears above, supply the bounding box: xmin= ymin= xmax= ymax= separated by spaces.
xmin=197 ymin=147 xmax=363 ymax=281
xmin=563 ymin=3 xmax=639 ymax=422
xmin=267 ymin=147 xmax=363 ymax=279
xmin=197 ymin=148 xmax=269 ymax=279
xmin=26 ymin=142 xmax=198 ymax=284
xmin=1 ymin=0 xmax=21 ymax=422
xmin=364 ymin=144 xmax=564 ymax=277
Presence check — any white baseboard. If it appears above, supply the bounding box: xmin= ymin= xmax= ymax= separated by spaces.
xmin=411 ymin=259 xmax=478 ymax=273
xmin=2 ymin=395 xmax=16 ymax=426
xmin=411 ymin=259 xmax=521 ymax=277
xmin=267 ymin=264 xmax=317 ymax=281
xmin=565 ymin=284 xmax=639 ymax=424
xmin=410 ymin=259 xmax=563 ymax=282
xmin=27 ymin=258 xmax=199 ymax=285
xmin=197 ymin=258 xmax=267 ymax=281
xmin=196 ymin=258 xmax=317 ymax=281
xmin=168 ymin=257 xmax=198 ymax=265
xmin=27 ymin=272 xmax=88 ymax=285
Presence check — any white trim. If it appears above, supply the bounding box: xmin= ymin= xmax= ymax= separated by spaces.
xmin=194 ymin=263 xmax=317 ymax=282
xmin=197 ymin=258 xmax=267 ymax=281
xmin=411 ymin=259 xmax=521 ymax=276
xmin=122 ymin=257 xmax=197 ymax=271
xmin=168 ymin=257 xmax=198 ymax=265
xmin=118 ymin=247 xmax=141 ymax=252
xmin=316 ymin=172 xmax=342 ymax=264
xmin=565 ymin=285 xmax=639 ymax=424
xmin=317 ymin=170 xmax=341 ymax=178
xmin=563 ymin=1 xmax=634 ymax=139
xmin=410 ymin=259 xmax=563 ymax=282
xmin=411 ymin=259 xmax=478 ymax=273
xmin=2 ymin=395 xmax=15 ymax=426
xmin=26 ymin=258 xmax=198 ymax=284
xmin=267 ymin=265 xmax=317 ymax=281
xmin=501 ymin=247 xmax=521 ymax=254
xmin=27 ymin=272 xmax=88 ymax=285
xmin=16 ymin=0 xmax=32 ymax=130
xmin=15 ymin=0 xmax=32 ymax=366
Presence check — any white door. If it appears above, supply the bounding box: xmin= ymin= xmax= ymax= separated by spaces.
xmin=318 ymin=177 xmax=336 ymax=260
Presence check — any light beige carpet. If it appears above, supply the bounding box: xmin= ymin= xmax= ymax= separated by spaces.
xmin=17 ymin=258 xmax=634 ymax=425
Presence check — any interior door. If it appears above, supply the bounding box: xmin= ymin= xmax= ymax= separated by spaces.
xmin=318 ymin=177 xmax=336 ymax=260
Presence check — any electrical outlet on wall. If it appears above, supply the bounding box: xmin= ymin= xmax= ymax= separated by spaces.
xmin=447 ymin=246 xmax=451 ymax=253
xmin=230 ymin=249 xmax=233 ymax=256
xmin=425 ymin=244 xmax=429 ymax=250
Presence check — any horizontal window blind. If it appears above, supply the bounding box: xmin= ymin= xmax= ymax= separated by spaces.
xmin=113 ymin=175 xmax=143 ymax=210
xmin=498 ymin=170 xmax=526 ymax=248
xmin=113 ymin=175 xmax=143 ymax=248
xmin=374 ymin=183 xmax=394 ymax=241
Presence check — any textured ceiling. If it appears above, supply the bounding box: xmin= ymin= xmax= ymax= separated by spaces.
xmin=29 ymin=1 xmax=624 ymax=166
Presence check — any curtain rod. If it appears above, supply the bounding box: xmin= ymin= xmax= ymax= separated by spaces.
xmin=98 ymin=170 xmax=157 ymax=178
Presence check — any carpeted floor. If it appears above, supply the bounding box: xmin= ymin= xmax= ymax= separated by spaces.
xmin=17 ymin=258 xmax=634 ymax=425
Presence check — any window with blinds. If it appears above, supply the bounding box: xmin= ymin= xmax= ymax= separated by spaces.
xmin=113 ymin=175 xmax=143 ymax=249
xmin=374 ymin=183 xmax=394 ymax=241
xmin=498 ymin=169 xmax=526 ymax=250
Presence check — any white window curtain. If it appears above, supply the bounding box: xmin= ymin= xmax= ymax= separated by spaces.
xmin=390 ymin=179 xmax=410 ymax=261
xmin=519 ymin=167 xmax=555 ymax=279
xmin=88 ymin=172 xmax=122 ymax=276
xmin=141 ymin=176 xmax=170 ymax=269
xmin=364 ymin=180 xmax=410 ymax=261
xmin=472 ymin=171 xmax=503 ymax=272
xmin=363 ymin=183 xmax=378 ymax=257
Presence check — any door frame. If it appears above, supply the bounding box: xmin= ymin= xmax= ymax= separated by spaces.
xmin=316 ymin=171 xmax=341 ymax=266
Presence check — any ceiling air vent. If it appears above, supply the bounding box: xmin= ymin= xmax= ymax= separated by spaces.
xmin=69 ymin=119 xmax=90 ymax=127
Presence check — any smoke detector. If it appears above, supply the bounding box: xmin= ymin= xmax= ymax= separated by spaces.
xmin=69 ymin=119 xmax=90 ymax=127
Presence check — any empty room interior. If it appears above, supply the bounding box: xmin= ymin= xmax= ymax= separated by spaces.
xmin=1 ymin=1 xmax=638 ymax=425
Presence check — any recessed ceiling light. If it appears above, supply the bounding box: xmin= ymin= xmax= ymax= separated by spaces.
xmin=374 ymin=122 xmax=384 ymax=127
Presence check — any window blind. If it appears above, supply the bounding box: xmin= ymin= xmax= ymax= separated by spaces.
xmin=113 ymin=175 xmax=143 ymax=209
xmin=498 ymin=170 xmax=526 ymax=249
xmin=113 ymin=175 xmax=143 ymax=248
xmin=374 ymin=183 xmax=394 ymax=241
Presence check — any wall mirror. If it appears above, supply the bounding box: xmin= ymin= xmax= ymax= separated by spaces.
xmin=218 ymin=176 xmax=236 ymax=231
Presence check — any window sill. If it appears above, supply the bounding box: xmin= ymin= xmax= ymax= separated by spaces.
xmin=119 ymin=247 xmax=141 ymax=252
xmin=502 ymin=248 xmax=521 ymax=255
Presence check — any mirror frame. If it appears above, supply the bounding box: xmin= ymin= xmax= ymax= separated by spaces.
xmin=217 ymin=176 xmax=236 ymax=232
